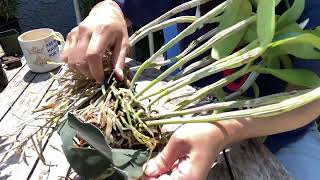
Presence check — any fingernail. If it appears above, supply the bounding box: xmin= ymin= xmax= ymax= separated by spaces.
xmin=115 ymin=69 xmax=124 ymax=81
xmin=143 ymin=161 xmax=159 ymax=176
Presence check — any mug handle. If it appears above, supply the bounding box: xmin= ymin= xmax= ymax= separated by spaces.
xmin=53 ymin=32 xmax=65 ymax=49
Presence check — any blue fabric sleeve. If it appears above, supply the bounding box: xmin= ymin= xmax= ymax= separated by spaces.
xmin=114 ymin=0 xmax=175 ymax=27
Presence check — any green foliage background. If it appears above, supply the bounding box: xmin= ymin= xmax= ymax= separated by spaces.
xmin=0 ymin=0 xmax=17 ymax=24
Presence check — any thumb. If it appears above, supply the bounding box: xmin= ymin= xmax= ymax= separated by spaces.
xmin=143 ymin=137 xmax=187 ymax=176
xmin=112 ymin=36 xmax=128 ymax=81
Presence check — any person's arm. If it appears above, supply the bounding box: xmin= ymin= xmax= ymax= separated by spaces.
xmin=143 ymin=100 xmax=320 ymax=179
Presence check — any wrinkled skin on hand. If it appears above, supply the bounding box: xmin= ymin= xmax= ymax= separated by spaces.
xmin=142 ymin=123 xmax=226 ymax=180
xmin=63 ymin=1 xmax=129 ymax=83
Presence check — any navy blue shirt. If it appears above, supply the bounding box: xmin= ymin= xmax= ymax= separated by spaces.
xmin=115 ymin=0 xmax=320 ymax=153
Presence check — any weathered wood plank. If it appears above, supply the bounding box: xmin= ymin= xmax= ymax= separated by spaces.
xmin=221 ymin=140 xmax=292 ymax=180
xmin=0 ymin=72 xmax=55 ymax=180
xmin=4 ymin=58 xmax=27 ymax=82
xmin=0 ymin=65 xmax=36 ymax=120
xmin=29 ymin=132 xmax=70 ymax=180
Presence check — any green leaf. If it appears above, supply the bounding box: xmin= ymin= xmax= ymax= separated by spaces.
xmin=276 ymin=23 xmax=303 ymax=36
xmin=211 ymin=0 xmax=252 ymax=59
xmin=243 ymin=23 xmax=257 ymax=43
xmin=58 ymin=119 xmax=115 ymax=179
xmin=252 ymin=82 xmax=260 ymax=98
xmin=216 ymin=88 xmax=226 ymax=102
xmin=276 ymin=0 xmax=305 ymax=30
xmin=266 ymin=55 xmax=281 ymax=69
xmin=268 ymin=33 xmax=320 ymax=59
xmin=279 ymin=55 xmax=293 ymax=69
xmin=112 ymin=149 xmax=151 ymax=179
xmin=271 ymin=33 xmax=320 ymax=48
xmin=67 ymin=113 xmax=113 ymax=161
xmin=254 ymin=67 xmax=320 ymax=88
xmin=257 ymin=0 xmax=276 ymax=46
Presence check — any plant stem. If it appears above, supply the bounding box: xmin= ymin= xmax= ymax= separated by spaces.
xmin=131 ymin=1 xmax=229 ymax=89
xmin=175 ymin=64 xmax=252 ymax=110
xmin=130 ymin=16 xmax=198 ymax=46
xmin=140 ymin=39 xmax=259 ymax=100
xmin=129 ymin=0 xmax=213 ymax=41
xmin=146 ymin=87 xmax=320 ymax=126
xmin=147 ymin=45 xmax=264 ymax=107
xmin=135 ymin=15 xmax=256 ymax=99
xmin=149 ymin=90 xmax=308 ymax=119
xmin=174 ymin=56 xmax=216 ymax=79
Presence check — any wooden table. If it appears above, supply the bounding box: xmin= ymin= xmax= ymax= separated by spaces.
xmin=0 ymin=55 xmax=293 ymax=179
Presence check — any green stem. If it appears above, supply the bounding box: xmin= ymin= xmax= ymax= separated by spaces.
xmin=135 ymin=15 xmax=256 ymax=99
xmin=147 ymin=46 xmax=264 ymax=107
xmin=174 ymin=56 xmax=216 ymax=80
xmin=131 ymin=1 xmax=229 ymax=89
xmin=140 ymin=39 xmax=259 ymax=101
xmin=130 ymin=16 xmax=197 ymax=46
xmin=129 ymin=0 xmax=213 ymax=41
xmin=146 ymin=87 xmax=320 ymax=126
xmin=149 ymin=90 xmax=307 ymax=119
xmin=175 ymin=64 xmax=252 ymax=110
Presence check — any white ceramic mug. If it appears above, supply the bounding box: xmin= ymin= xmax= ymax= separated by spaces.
xmin=18 ymin=28 xmax=65 ymax=73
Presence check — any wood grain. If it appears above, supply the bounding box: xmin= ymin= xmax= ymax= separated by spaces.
xmin=0 ymin=71 xmax=55 ymax=180
xmin=0 ymin=65 xmax=36 ymax=120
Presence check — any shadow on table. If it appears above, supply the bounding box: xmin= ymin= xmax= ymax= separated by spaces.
xmin=23 ymin=68 xmax=59 ymax=84
xmin=0 ymin=137 xmax=25 ymax=180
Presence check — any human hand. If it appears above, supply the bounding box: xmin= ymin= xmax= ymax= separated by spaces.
xmin=142 ymin=123 xmax=226 ymax=180
xmin=62 ymin=1 xmax=129 ymax=83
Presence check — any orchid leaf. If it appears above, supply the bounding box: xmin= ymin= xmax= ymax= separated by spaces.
xmin=253 ymin=67 xmax=320 ymax=88
xmin=268 ymin=33 xmax=320 ymax=60
xmin=276 ymin=0 xmax=305 ymax=30
xmin=67 ymin=113 xmax=113 ymax=161
xmin=211 ymin=0 xmax=252 ymax=59
xmin=257 ymin=0 xmax=276 ymax=46
xmin=58 ymin=119 xmax=115 ymax=179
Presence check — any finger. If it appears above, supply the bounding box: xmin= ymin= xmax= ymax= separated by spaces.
xmin=63 ymin=28 xmax=79 ymax=63
xmin=76 ymin=63 xmax=93 ymax=79
xmin=157 ymin=174 xmax=172 ymax=180
xmin=76 ymin=25 xmax=92 ymax=62
xmin=75 ymin=25 xmax=92 ymax=77
xmin=143 ymin=136 xmax=188 ymax=177
xmin=170 ymin=152 xmax=213 ymax=180
xmin=140 ymin=176 xmax=158 ymax=180
xmin=170 ymin=158 xmax=197 ymax=180
xmin=68 ymin=64 xmax=76 ymax=71
xmin=86 ymin=31 xmax=109 ymax=84
xmin=161 ymin=124 xmax=182 ymax=133
xmin=112 ymin=33 xmax=129 ymax=81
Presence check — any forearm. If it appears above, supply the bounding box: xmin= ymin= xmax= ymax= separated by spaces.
xmin=216 ymin=99 xmax=320 ymax=146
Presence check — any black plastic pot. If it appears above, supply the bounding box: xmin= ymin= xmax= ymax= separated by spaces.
xmin=0 ymin=61 xmax=8 ymax=91
xmin=58 ymin=113 xmax=150 ymax=180
xmin=0 ymin=29 xmax=22 ymax=56
xmin=0 ymin=18 xmax=21 ymax=33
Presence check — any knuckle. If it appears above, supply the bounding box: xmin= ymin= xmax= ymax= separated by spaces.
xmin=78 ymin=23 xmax=90 ymax=34
xmin=96 ymin=24 xmax=110 ymax=34
xmin=122 ymin=40 xmax=130 ymax=50
xmin=86 ymin=51 xmax=102 ymax=60
xmin=71 ymin=27 xmax=79 ymax=34
xmin=157 ymin=152 xmax=169 ymax=167
xmin=171 ymin=133 xmax=187 ymax=146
